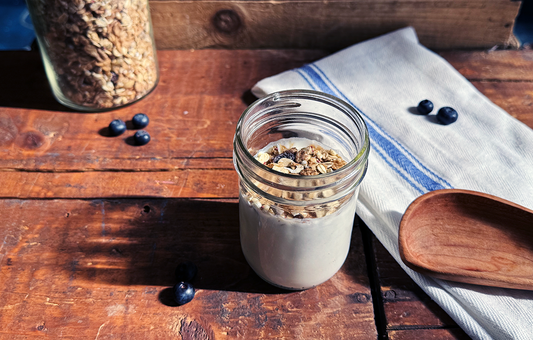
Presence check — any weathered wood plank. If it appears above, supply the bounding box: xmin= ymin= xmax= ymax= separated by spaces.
xmin=0 ymin=49 xmax=328 ymax=110
xmin=470 ymin=81 xmax=533 ymax=129
xmin=149 ymin=0 xmax=521 ymax=50
xmin=0 ymin=50 xmax=327 ymax=171
xmin=0 ymin=171 xmax=238 ymax=198
xmin=372 ymin=234 xmax=474 ymax=338
xmin=372 ymin=236 xmax=470 ymax=340
xmin=371 ymin=237 xmax=468 ymax=334
xmin=2 ymin=50 xmax=533 ymax=172
xmin=440 ymin=50 xmax=533 ymax=81
xmin=389 ymin=328 xmax=471 ymax=340
xmin=0 ymin=199 xmax=376 ymax=339
xmin=0 ymin=158 xmax=234 ymax=172
xmin=0 ymin=47 xmax=529 ymax=339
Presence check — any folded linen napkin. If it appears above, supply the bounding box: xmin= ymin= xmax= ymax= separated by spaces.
xmin=252 ymin=27 xmax=533 ymax=340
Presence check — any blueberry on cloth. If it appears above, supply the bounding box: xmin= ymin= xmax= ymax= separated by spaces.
xmin=417 ymin=100 xmax=434 ymax=115
xmin=175 ymin=262 xmax=198 ymax=282
xmin=132 ymin=113 xmax=149 ymax=129
xmin=436 ymin=107 xmax=458 ymax=125
xmin=273 ymin=151 xmax=296 ymax=163
xmin=173 ymin=282 xmax=195 ymax=305
xmin=134 ymin=130 xmax=151 ymax=145
xmin=108 ymin=119 xmax=126 ymax=136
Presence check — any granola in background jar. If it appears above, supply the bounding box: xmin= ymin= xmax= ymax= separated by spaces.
xmin=26 ymin=0 xmax=159 ymax=111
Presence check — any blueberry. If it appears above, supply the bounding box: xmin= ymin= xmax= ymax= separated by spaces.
xmin=173 ymin=282 xmax=195 ymax=305
xmin=436 ymin=107 xmax=458 ymax=125
xmin=273 ymin=151 xmax=295 ymax=163
xmin=132 ymin=113 xmax=149 ymax=129
xmin=134 ymin=130 xmax=151 ymax=145
xmin=110 ymin=72 xmax=119 ymax=84
xmin=175 ymin=262 xmax=198 ymax=282
xmin=108 ymin=119 xmax=126 ymax=136
xmin=417 ymin=99 xmax=434 ymax=115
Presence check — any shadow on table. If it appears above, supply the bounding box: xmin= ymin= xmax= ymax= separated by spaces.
xmin=70 ymin=199 xmax=281 ymax=293
xmin=60 ymin=199 xmax=285 ymax=295
xmin=0 ymin=51 xmax=74 ymax=112
xmin=58 ymin=198 xmax=370 ymax=298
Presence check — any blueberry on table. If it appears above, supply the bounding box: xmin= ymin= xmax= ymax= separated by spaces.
xmin=132 ymin=113 xmax=149 ymax=129
xmin=134 ymin=130 xmax=151 ymax=145
xmin=436 ymin=107 xmax=458 ymax=125
xmin=108 ymin=119 xmax=126 ymax=136
xmin=175 ymin=262 xmax=198 ymax=282
xmin=417 ymin=99 xmax=434 ymax=115
xmin=173 ymin=282 xmax=195 ymax=305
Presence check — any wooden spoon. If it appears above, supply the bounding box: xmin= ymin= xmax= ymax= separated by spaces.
xmin=399 ymin=189 xmax=533 ymax=290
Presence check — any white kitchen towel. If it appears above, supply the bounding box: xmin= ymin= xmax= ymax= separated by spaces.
xmin=252 ymin=27 xmax=533 ymax=340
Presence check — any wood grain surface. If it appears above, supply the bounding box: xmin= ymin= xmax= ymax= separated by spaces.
xmin=148 ymin=0 xmax=521 ymax=50
xmin=372 ymin=238 xmax=470 ymax=339
xmin=1 ymin=47 xmax=533 ymax=339
xmin=0 ymin=199 xmax=375 ymax=339
xmin=0 ymin=50 xmax=327 ymax=172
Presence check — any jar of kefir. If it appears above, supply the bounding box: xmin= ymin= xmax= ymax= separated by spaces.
xmin=233 ymin=90 xmax=370 ymax=290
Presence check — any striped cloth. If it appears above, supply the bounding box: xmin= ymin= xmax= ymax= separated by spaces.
xmin=252 ymin=27 xmax=533 ymax=340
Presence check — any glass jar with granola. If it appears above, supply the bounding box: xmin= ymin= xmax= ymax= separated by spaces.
xmin=26 ymin=0 xmax=159 ymax=111
xmin=233 ymin=90 xmax=370 ymax=290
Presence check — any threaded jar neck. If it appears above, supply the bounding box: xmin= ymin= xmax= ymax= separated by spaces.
xmin=234 ymin=90 xmax=370 ymax=206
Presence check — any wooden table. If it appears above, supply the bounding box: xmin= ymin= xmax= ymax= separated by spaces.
xmin=0 ymin=47 xmax=531 ymax=339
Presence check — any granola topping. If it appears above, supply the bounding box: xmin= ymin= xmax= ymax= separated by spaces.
xmin=254 ymin=143 xmax=347 ymax=176
xmin=242 ymin=139 xmax=352 ymax=219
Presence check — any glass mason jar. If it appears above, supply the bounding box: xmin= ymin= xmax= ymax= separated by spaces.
xmin=26 ymin=0 xmax=159 ymax=111
xmin=233 ymin=90 xmax=370 ymax=290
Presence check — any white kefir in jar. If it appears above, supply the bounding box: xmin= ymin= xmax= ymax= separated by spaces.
xmin=240 ymin=138 xmax=357 ymax=289
xmin=233 ymin=91 xmax=369 ymax=290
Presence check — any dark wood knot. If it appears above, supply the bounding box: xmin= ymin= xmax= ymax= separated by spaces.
xmin=348 ymin=292 xmax=370 ymax=303
xmin=213 ymin=9 xmax=242 ymax=34
xmin=383 ymin=290 xmax=397 ymax=300
xmin=16 ymin=131 xmax=46 ymax=150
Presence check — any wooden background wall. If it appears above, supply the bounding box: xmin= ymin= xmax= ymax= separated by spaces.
xmin=149 ymin=0 xmax=522 ymax=50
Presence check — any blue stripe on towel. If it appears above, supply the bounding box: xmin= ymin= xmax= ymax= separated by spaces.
xmin=372 ymin=144 xmax=425 ymax=194
xmin=309 ymin=64 xmax=453 ymax=189
xmin=296 ymin=64 xmax=451 ymax=193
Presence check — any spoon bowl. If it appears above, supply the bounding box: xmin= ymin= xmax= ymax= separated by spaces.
xmin=399 ymin=189 xmax=533 ymax=290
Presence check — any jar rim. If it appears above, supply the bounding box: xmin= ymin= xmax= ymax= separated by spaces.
xmin=234 ymin=89 xmax=370 ymax=180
